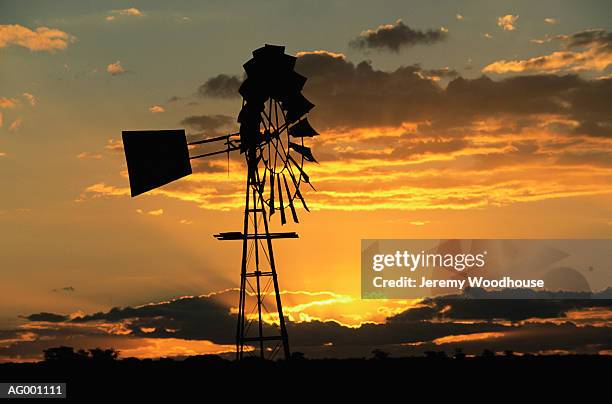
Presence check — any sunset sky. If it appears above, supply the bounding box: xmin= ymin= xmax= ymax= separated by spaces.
xmin=1 ymin=0 xmax=612 ymax=361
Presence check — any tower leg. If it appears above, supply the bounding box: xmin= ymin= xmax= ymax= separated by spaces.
xmin=236 ymin=174 xmax=250 ymax=361
xmin=260 ymin=191 xmax=291 ymax=360
xmin=235 ymin=167 xmax=290 ymax=360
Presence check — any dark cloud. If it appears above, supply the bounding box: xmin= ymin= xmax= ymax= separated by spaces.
xmin=198 ymin=74 xmax=242 ymax=98
xmin=180 ymin=114 xmax=237 ymax=136
xmin=295 ymin=52 xmax=442 ymax=129
xmin=426 ymin=67 xmax=459 ymax=79
xmin=195 ymin=51 xmax=610 ymax=137
xmin=565 ymin=29 xmax=612 ymax=49
xmin=349 ymin=20 xmax=447 ymax=52
xmin=397 ymin=298 xmax=603 ymax=323
xmin=15 ymin=289 xmax=611 ymax=359
xmin=70 ymin=292 xmax=269 ymax=344
xmin=292 ymin=51 xmax=612 ymax=135
xmin=52 ymin=286 xmax=75 ymax=293
xmin=24 ymin=312 xmax=69 ymax=322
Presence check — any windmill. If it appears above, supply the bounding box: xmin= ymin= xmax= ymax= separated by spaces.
xmin=121 ymin=45 xmax=318 ymax=360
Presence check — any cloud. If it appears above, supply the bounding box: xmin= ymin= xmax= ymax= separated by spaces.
xmin=105 ymin=138 xmax=124 ymax=153
xmin=53 ymin=286 xmax=75 ymax=293
xmin=497 ymin=15 xmax=519 ymax=31
xmin=147 ymin=209 xmax=164 ymax=216
xmin=81 ymin=50 xmax=612 ymax=213
xmin=293 ymin=51 xmax=612 ymax=135
xmin=0 ymin=97 xmax=18 ymax=109
xmin=8 ymin=288 xmax=611 ymax=361
xmin=149 ymin=105 xmax=165 ymax=113
xmin=180 ymin=114 xmax=236 ymax=135
xmin=349 ymin=19 xmax=447 ymax=52
xmin=545 ymin=18 xmax=558 ymax=25
xmin=0 ymin=24 xmax=74 ymax=52
xmin=197 ymin=74 xmax=242 ymax=98
xmin=111 ymin=8 xmax=143 ymax=17
xmin=483 ymin=29 xmax=612 ymax=73
xmin=82 ymin=183 xmax=130 ymax=198
xmin=76 ymin=152 xmax=102 ymax=160
xmin=9 ymin=117 xmax=22 ymax=132
xmin=294 ymin=51 xmax=443 ymax=128
xmin=566 ymin=28 xmax=612 ymax=48
xmin=24 ymin=312 xmax=69 ymax=322
xmin=107 ymin=61 xmax=126 ymax=76
xmin=22 ymin=93 xmax=37 ymax=106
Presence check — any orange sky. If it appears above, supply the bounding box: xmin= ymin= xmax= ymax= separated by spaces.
xmin=1 ymin=1 xmax=612 ymax=361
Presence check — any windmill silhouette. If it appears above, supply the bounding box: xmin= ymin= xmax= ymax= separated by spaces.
xmin=121 ymin=45 xmax=318 ymax=360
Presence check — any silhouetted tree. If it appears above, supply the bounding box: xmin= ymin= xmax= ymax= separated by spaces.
xmin=425 ymin=351 xmax=448 ymax=359
xmin=454 ymin=348 xmax=466 ymax=360
xmin=89 ymin=348 xmax=119 ymax=362
xmin=290 ymin=351 xmax=306 ymax=361
xmin=43 ymin=346 xmax=88 ymax=362
xmin=481 ymin=349 xmax=495 ymax=358
xmin=504 ymin=350 xmax=515 ymax=357
xmin=372 ymin=349 xmax=390 ymax=360
xmin=184 ymin=354 xmax=226 ymax=365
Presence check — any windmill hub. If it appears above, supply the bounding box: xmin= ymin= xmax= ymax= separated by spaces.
xmin=121 ymin=44 xmax=319 ymax=361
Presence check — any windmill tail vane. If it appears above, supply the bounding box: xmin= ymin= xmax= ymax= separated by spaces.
xmin=121 ymin=44 xmax=319 ymax=360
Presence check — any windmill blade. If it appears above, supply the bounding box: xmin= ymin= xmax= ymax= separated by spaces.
xmin=282 ymin=93 xmax=315 ymax=123
xmin=269 ymin=171 xmax=275 ymax=217
xmin=287 ymin=169 xmax=310 ymax=212
xmin=288 ymin=118 xmax=319 ymax=138
xmin=282 ymin=174 xmax=299 ymax=223
xmin=288 ymin=154 xmax=316 ymax=191
xmin=259 ymin=166 xmax=267 ymax=195
xmin=277 ymin=174 xmax=287 ymax=225
xmin=289 ymin=142 xmax=317 ymax=163
xmin=122 ymin=130 xmax=192 ymax=197
xmin=275 ymin=71 xmax=307 ymax=101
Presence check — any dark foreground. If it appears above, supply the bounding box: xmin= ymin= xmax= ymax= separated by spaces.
xmin=1 ymin=354 xmax=610 ymax=400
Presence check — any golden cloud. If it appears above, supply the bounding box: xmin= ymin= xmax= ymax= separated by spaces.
xmin=107 ymin=61 xmax=126 ymax=76
xmin=112 ymin=8 xmax=143 ymax=17
xmin=9 ymin=117 xmax=22 ymax=132
xmin=433 ymin=332 xmax=505 ymax=345
xmin=149 ymin=105 xmax=165 ymax=113
xmin=483 ymin=48 xmax=612 ymax=74
xmin=497 ymin=15 xmax=519 ymax=31
xmin=0 ymin=97 xmax=18 ymax=109
xmin=22 ymin=92 xmax=37 ymax=106
xmin=79 ymin=116 xmax=612 ymax=212
xmin=296 ymin=50 xmax=346 ymax=60
xmin=119 ymin=338 xmax=234 ymax=359
xmin=76 ymin=152 xmax=103 ymax=160
xmin=484 ymin=28 xmax=612 ymax=73
xmin=0 ymin=24 xmax=74 ymax=52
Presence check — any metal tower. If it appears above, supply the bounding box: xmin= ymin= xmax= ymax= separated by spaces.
xmin=121 ymin=44 xmax=319 ymax=360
